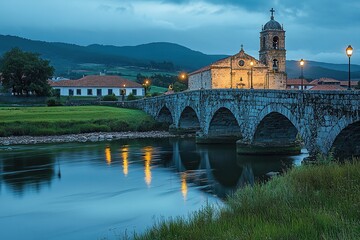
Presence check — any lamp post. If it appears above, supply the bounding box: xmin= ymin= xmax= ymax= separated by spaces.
xmin=300 ymin=59 xmax=305 ymax=90
xmin=179 ymin=72 xmax=187 ymax=81
xmin=170 ymin=72 xmax=188 ymax=92
xmin=346 ymin=45 xmax=353 ymax=90
xmin=143 ymin=79 xmax=150 ymax=96
xmin=122 ymin=84 xmax=126 ymax=101
xmin=250 ymin=61 xmax=254 ymax=89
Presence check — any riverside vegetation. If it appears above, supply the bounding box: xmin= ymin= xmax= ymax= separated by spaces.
xmin=0 ymin=106 xmax=166 ymax=137
xmin=131 ymin=159 xmax=360 ymax=240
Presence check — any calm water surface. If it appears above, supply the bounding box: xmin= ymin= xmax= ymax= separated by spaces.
xmin=0 ymin=138 xmax=307 ymax=239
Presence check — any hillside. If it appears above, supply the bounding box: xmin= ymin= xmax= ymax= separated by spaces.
xmin=286 ymin=60 xmax=360 ymax=80
xmin=0 ymin=34 xmax=359 ymax=80
xmin=0 ymin=35 xmax=226 ymax=74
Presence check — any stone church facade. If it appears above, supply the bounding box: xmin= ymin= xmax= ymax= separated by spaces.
xmin=188 ymin=9 xmax=287 ymax=90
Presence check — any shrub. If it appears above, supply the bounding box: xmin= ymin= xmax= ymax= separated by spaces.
xmin=78 ymin=123 xmax=110 ymax=133
xmin=109 ymin=120 xmax=131 ymax=131
xmin=127 ymin=93 xmax=137 ymax=101
xmin=102 ymin=94 xmax=118 ymax=101
xmin=47 ymin=98 xmax=62 ymax=106
xmin=152 ymin=92 xmax=161 ymax=97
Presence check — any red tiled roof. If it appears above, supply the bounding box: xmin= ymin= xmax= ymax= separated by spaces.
xmin=286 ymin=79 xmax=313 ymax=86
xmin=310 ymin=78 xmax=341 ymax=85
xmin=49 ymin=75 xmax=142 ymax=88
xmin=339 ymin=81 xmax=359 ymax=86
xmin=189 ymin=65 xmax=211 ymax=76
xmin=189 ymin=56 xmax=230 ymax=76
xmin=310 ymin=85 xmax=346 ymax=91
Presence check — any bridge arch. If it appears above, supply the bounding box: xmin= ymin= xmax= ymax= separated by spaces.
xmin=328 ymin=117 xmax=360 ymax=158
xmin=207 ymin=107 xmax=242 ymax=138
xmin=178 ymin=106 xmax=200 ymax=132
xmin=156 ymin=106 xmax=174 ymax=124
xmin=251 ymin=104 xmax=303 ymax=148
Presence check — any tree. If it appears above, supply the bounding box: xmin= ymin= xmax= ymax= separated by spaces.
xmin=0 ymin=48 xmax=54 ymax=96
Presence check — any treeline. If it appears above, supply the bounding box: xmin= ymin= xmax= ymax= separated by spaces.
xmin=136 ymin=73 xmax=188 ymax=92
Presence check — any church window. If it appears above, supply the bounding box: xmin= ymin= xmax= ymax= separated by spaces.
xmin=273 ymin=59 xmax=279 ymax=72
xmin=273 ymin=36 xmax=279 ymax=49
xmin=262 ymin=37 xmax=266 ymax=49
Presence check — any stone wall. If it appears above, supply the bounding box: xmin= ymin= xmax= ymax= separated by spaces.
xmin=125 ymin=89 xmax=360 ymax=156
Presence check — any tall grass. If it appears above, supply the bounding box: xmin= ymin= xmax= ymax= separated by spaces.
xmin=0 ymin=106 xmax=167 ymax=136
xmin=133 ymin=160 xmax=360 ymax=240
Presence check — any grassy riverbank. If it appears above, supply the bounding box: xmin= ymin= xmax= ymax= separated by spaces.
xmin=133 ymin=160 xmax=360 ymax=240
xmin=0 ymin=106 xmax=165 ymax=136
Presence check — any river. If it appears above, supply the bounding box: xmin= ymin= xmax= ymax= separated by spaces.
xmin=0 ymin=138 xmax=307 ymax=239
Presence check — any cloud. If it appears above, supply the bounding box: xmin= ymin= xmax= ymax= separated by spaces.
xmin=0 ymin=0 xmax=359 ymax=64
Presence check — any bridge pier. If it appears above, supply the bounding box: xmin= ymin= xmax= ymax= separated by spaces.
xmin=236 ymin=140 xmax=302 ymax=155
xmin=169 ymin=125 xmax=199 ymax=135
xmin=195 ymin=133 xmax=242 ymax=144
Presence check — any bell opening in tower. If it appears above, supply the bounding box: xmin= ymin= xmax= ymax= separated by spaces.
xmin=273 ymin=36 xmax=279 ymax=49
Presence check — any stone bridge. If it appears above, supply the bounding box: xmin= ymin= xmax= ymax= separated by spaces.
xmin=123 ymin=89 xmax=360 ymax=157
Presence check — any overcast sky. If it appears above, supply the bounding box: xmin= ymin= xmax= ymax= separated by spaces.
xmin=0 ymin=0 xmax=359 ymax=64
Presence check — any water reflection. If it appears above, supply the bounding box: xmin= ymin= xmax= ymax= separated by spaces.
xmin=0 ymin=138 xmax=307 ymax=240
xmin=121 ymin=145 xmax=129 ymax=176
xmin=0 ymin=138 xmax=305 ymax=200
xmin=143 ymin=146 xmax=153 ymax=187
xmin=173 ymin=139 xmax=304 ymax=199
xmin=0 ymin=151 xmax=55 ymax=196
xmin=181 ymin=172 xmax=188 ymax=200
xmin=105 ymin=146 xmax=112 ymax=165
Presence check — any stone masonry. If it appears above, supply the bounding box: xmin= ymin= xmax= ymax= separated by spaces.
xmin=123 ymin=89 xmax=360 ymax=157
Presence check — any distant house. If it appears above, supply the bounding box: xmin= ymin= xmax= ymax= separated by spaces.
xmin=286 ymin=79 xmax=315 ymax=90
xmin=309 ymin=85 xmax=346 ymax=91
xmin=49 ymin=75 xmax=144 ymax=97
xmin=287 ymin=77 xmax=359 ymax=91
xmin=309 ymin=78 xmax=341 ymax=86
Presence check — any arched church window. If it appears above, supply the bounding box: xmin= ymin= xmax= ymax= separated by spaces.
xmin=262 ymin=37 xmax=266 ymax=49
xmin=273 ymin=36 xmax=279 ymax=49
xmin=273 ymin=59 xmax=279 ymax=72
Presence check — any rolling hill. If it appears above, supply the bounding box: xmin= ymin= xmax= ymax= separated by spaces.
xmin=0 ymin=34 xmax=359 ymax=80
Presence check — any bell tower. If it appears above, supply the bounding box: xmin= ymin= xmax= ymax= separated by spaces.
xmin=259 ymin=8 xmax=286 ymax=73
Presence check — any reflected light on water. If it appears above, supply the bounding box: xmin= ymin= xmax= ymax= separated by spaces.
xmin=105 ymin=146 xmax=112 ymax=165
xmin=121 ymin=146 xmax=129 ymax=176
xmin=181 ymin=172 xmax=188 ymax=201
xmin=143 ymin=146 xmax=153 ymax=187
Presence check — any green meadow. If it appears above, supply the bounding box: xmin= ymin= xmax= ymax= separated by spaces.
xmin=0 ymin=106 xmax=164 ymax=136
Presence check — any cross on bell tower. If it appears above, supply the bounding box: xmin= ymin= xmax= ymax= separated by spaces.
xmin=270 ymin=8 xmax=275 ymax=20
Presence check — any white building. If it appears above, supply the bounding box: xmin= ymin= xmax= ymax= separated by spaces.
xmin=49 ymin=75 xmax=144 ymax=97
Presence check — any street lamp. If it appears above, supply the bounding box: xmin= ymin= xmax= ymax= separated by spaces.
xmin=300 ymin=59 xmax=305 ymax=90
xmin=122 ymin=84 xmax=126 ymax=101
xmin=143 ymin=79 xmax=150 ymax=96
xmin=179 ymin=72 xmax=188 ymax=81
xmin=170 ymin=72 xmax=188 ymax=92
xmin=346 ymin=45 xmax=353 ymax=90
xmin=250 ymin=61 xmax=254 ymax=89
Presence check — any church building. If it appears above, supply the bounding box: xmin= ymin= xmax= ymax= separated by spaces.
xmin=188 ymin=8 xmax=287 ymax=90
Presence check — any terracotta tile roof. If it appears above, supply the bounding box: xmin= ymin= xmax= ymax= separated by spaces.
xmin=49 ymin=75 xmax=142 ymax=88
xmin=339 ymin=80 xmax=359 ymax=87
xmin=286 ymin=79 xmax=313 ymax=86
xmin=310 ymin=78 xmax=341 ymax=85
xmin=188 ymin=56 xmax=228 ymax=76
xmin=189 ymin=65 xmax=211 ymax=76
xmin=310 ymin=85 xmax=346 ymax=91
